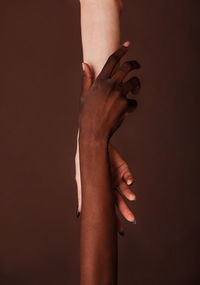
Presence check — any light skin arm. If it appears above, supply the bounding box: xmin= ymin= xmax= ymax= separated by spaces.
xmin=80 ymin=0 xmax=122 ymax=77
xmin=79 ymin=43 xmax=140 ymax=285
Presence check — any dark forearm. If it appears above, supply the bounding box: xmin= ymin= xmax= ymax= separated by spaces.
xmin=79 ymin=137 xmax=118 ymax=285
xmin=78 ymin=42 xmax=140 ymax=285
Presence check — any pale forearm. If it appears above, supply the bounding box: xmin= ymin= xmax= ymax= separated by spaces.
xmin=80 ymin=0 xmax=121 ymax=77
xmin=79 ymin=138 xmax=117 ymax=285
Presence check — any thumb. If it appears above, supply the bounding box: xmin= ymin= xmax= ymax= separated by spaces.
xmin=81 ymin=62 xmax=94 ymax=103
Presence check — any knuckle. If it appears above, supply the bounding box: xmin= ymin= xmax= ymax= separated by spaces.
xmin=95 ymin=77 xmax=104 ymax=88
xmin=110 ymin=85 xmax=122 ymax=99
xmin=96 ymin=78 xmax=113 ymax=93
xmin=123 ymin=162 xmax=129 ymax=169
xmin=112 ymin=90 xmax=121 ymax=100
xmin=114 ymin=83 xmax=124 ymax=94
xmin=114 ymin=81 xmax=123 ymax=89
xmin=102 ymin=79 xmax=113 ymax=90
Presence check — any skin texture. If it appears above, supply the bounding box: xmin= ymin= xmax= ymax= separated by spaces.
xmin=79 ymin=43 xmax=140 ymax=285
xmin=76 ymin=0 xmax=137 ymax=233
xmin=79 ymin=0 xmax=121 ymax=77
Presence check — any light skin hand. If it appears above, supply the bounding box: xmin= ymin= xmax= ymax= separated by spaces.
xmin=75 ymin=42 xmax=140 ymax=231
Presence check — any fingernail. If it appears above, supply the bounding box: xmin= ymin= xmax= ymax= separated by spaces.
xmin=130 ymin=195 xmax=136 ymax=202
xmin=123 ymin=41 xmax=130 ymax=47
xmin=128 ymin=181 xmax=134 ymax=187
xmin=132 ymin=220 xmax=136 ymax=224
xmin=119 ymin=231 xmax=125 ymax=236
xmin=128 ymin=214 xmax=135 ymax=222
xmin=76 ymin=205 xmax=80 ymax=218
xmin=82 ymin=62 xmax=85 ymax=72
xmin=133 ymin=61 xmax=141 ymax=69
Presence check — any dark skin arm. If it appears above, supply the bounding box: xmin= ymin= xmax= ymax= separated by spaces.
xmin=79 ymin=42 xmax=140 ymax=285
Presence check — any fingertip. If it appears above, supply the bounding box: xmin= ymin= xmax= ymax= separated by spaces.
xmin=128 ymin=214 xmax=135 ymax=222
xmin=127 ymin=179 xmax=133 ymax=186
xmin=128 ymin=193 xmax=136 ymax=201
xmin=82 ymin=62 xmax=91 ymax=73
xmin=82 ymin=62 xmax=86 ymax=72
xmin=82 ymin=62 xmax=94 ymax=79
xmin=123 ymin=41 xmax=131 ymax=47
xmin=125 ymin=176 xmax=134 ymax=186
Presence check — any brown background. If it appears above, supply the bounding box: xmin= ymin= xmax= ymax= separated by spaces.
xmin=0 ymin=0 xmax=199 ymax=284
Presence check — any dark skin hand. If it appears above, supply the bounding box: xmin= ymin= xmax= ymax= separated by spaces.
xmin=79 ymin=42 xmax=140 ymax=285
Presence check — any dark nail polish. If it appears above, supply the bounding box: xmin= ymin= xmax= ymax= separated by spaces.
xmin=76 ymin=205 xmax=80 ymax=218
xmin=119 ymin=231 xmax=125 ymax=236
xmin=131 ymin=60 xmax=140 ymax=69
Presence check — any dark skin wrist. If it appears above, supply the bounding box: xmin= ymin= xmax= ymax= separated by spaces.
xmin=79 ymin=130 xmax=108 ymax=146
xmin=78 ymin=42 xmax=140 ymax=143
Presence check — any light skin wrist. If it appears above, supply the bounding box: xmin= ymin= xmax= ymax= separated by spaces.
xmin=79 ymin=0 xmax=123 ymax=12
xmin=79 ymin=0 xmax=121 ymax=3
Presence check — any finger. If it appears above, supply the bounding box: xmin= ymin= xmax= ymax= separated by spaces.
xmin=115 ymin=190 xmax=135 ymax=222
xmin=112 ymin=60 xmax=140 ymax=83
xmin=117 ymin=181 xmax=136 ymax=201
xmin=109 ymin=145 xmax=130 ymax=184
xmin=112 ymin=85 xmax=138 ymax=116
xmin=108 ymin=144 xmax=133 ymax=185
xmin=123 ymin=76 xmax=141 ymax=95
xmin=123 ymin=168 xmax=135 ymax=186
xmin=98 ymin=41 xmax=130 ymax=79
xmin=108 ymin=144 xmax=124 ymax=175
xmin=81 ymin=62 xmax=94 ymax=101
